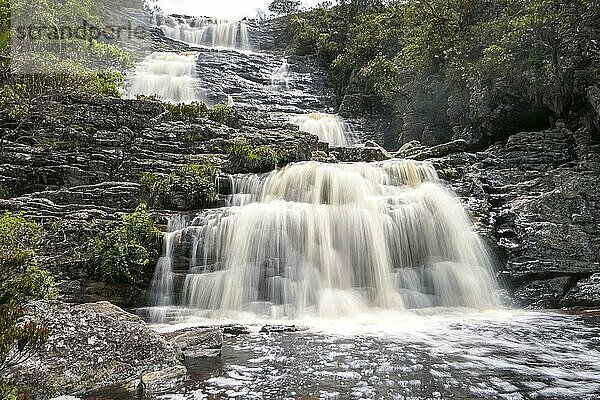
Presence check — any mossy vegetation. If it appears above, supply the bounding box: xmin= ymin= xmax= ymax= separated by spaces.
xmin=227 ymin=144 xmax=284 ymax=173
xmin=140 ymin=162 xmax=219 ymax=210
xmin=90 ymin=204 xmax=160 ymax=285
xmin=164 ymin=101 xmax=209 ymax=121
xmin=208 ymin=104 xmax=238 ymax=127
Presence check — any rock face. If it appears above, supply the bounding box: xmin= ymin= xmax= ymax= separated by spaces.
xmin=5 ymin=301 xmax=225 ymax=399
xmin=0 ymin=95 xmax=327 ymax=304
xmin=433 ymin=127 xmax=600 ymax=308
xmin=6 ymin=301 xmax=185 ymax=399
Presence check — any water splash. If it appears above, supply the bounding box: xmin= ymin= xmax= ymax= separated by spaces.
xmin=290 ymin=113 xmax=349 ymax=146
xmin=156 ymin=15 xmax=250 ymax=50
xmin=127 ymin=52 xmax=198 ymax=102
xmin=148 ymin=160 xmax=499 ymax=322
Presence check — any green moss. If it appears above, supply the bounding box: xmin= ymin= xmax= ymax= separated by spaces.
xmin=91 ymin=204 xmax=160 ymax=285
xmin=227 ymin=144 xmax=284 ymax=173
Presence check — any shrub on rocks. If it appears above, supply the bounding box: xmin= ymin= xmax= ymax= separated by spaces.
xmin=91 ymin=204 xmax=160 ymax=285
xmin=0 ymin=212 xmax=55 ymax=398
xmin=227 ymin=144 xmax=284 ymax=173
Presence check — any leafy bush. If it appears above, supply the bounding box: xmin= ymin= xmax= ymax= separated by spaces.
xmin=92 ymin=204 xmax=160 ymax=285
xmin=0 ymin=212 xmax=56 ymax=304
xmin=208 ymin=104 xmax=238 ymax=127
xmin=140 ymin=162 xmax=219 ymax=210
xmin=228 ymin=144 xmax=284 ymax=173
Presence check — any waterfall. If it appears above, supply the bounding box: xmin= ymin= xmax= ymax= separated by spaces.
xmin=148 ymin=160 xmax=499 ymax=322
xmin=155 ymin=15 xmax=250 ymax=50
xmin=290 ymin=113 xmax=349 ymax=146
xmin=148 ymin=215 xmax=188 ymax=322
xmin=271 ymin=58 xmax=290 ymax=89
xmin=127 ymin=52 xmax=198 ymax=102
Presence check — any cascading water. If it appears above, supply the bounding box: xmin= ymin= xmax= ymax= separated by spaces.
xmin=127 ymin=52 xmax=199 ymax=102
xmin=155 ymin=15 xmax=250 ymax=50
xmin=290 ymin=113 xmax=349 ymax=146
xmin=271 ymin=58 xmax=290 ymax=90
xmin=148 ymin=160 xmax=499 ymax=322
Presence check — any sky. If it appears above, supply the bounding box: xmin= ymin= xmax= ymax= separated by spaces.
xmin=155 ymin=0 xmax=323 ymax=21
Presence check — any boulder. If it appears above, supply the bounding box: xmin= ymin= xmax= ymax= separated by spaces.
xmin=561 ymin=274 xmax=600 ymax=308
xmin=6 ymin=301 xmax=185 ymax=399
xmin=161 ymin=327 xmax=223 ymax=358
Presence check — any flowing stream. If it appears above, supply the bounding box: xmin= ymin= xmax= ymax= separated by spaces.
xmin=119 ymin=12 xmax=600 ymax=400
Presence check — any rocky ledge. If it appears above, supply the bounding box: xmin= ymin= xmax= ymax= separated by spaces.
xmin=4 ymin=301 xmax=223 ymax=399
xmin=432 ymin=126 xmax=600 ymax=309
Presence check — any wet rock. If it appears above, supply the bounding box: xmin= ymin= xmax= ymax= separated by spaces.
xmin=330 ymin=144 xmax=391 ymax=163
xmin=561 ymin=274 xmax=600 ymax=308
xmin=513 ymin=277 xmax=572 ymax=309
xmin=430 ymin=127 xmax=600 ymax=308
xmin=6 ymin=301 xmax=185 ymax=399
xmin=259 ymin=325 xmax=302 ymax=334
xmin=403 ymin=139 xmax=467 ymax=161
xmin=222 ymin=324 xmax=252 ymax=335
xmin=162 ymin=327 xmax=223 ymax=358
xmin=136 ymin=365 xmax=187 ymax=393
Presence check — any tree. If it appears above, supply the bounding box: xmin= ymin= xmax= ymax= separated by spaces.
xmin=269 ymin=0 xmax=302 ymax=16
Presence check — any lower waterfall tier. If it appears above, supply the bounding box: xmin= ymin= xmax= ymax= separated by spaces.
xmin=148 ymin=160 xmax=500 ymax=322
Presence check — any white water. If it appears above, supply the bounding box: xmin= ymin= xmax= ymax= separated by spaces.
xmin=148 ymin=160 xmax=499 ymax=323
xmin=290 ymin=113 xmax=349 ymax=146
xmin=271 ymin=58 xmax=290 ymax=89
xmin=156 ymin=15 xmax=250 ymax=50
xmin=127 ymin=52 xmax=198 ymax=102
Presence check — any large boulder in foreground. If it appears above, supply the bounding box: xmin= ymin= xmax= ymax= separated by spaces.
xmin=5 ymin=301 xmax=190 ymax=399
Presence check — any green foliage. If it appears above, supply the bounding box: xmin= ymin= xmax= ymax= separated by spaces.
xmin=164 ymin=101 xmax=209 ymax=121
xmin=0 ymin=384 xmax=17 ymax=400
xmin=92 ymin=204 xmax=159 ymax=285
xmin=0 ymin=213 xmax=56 ymax=304
xmin=289 ymin=0 xmax=600 ymax=134
xmin=140 ymin=163 xmax=219 ymax=210
xmin=90 ymin=72 xmax=125 ymax=98
xmin=0 ymin=84 xmax=30 ymax=120
xmin=227 ymin=144 xmax=284 ymax=173
xmin=208 ymin=104 xmax=238 ymax=127
xmin=269 ymin=0 xmax=302 ymax=16
xmin=0 ymin=213 xmax=53 ymax=391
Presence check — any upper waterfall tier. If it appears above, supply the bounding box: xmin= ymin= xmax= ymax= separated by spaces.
xmin=155 ymin=15 xmax=250 ymax=50
xmin=290 ymin=113 xmax=350 ymax=146
xmin=127 ymin=52 xmax=199 ymax=102
xmin=148 ymin=160 xmax=499 ymax=322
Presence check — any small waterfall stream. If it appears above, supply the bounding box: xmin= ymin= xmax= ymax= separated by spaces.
xmin=290 ymin=113 xmax=350 ymax=146
xmin=148 ymin=160 xmax=498 ymax=322
xmin=155 ymin=15 xmax=250 ymax=49
xmin=127 ymin=52 xmax=199 ymax=102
